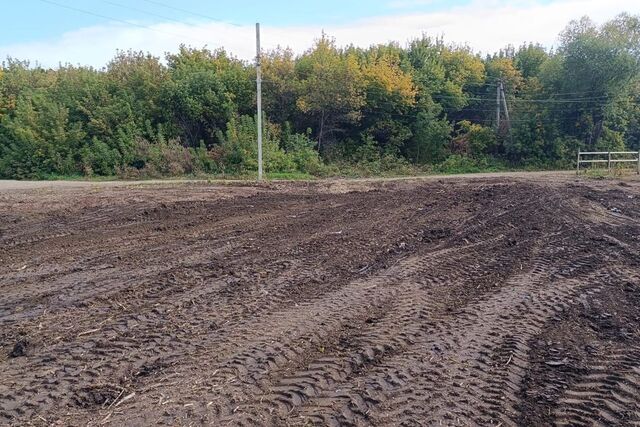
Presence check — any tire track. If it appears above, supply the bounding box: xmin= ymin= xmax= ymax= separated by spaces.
xmin=1 ymin=178 xmax=639 ymax=426
xmin=553 ymin=345 xmax=640 ymax=426
xmin=289 ymin=240 xmax=611 ymax=426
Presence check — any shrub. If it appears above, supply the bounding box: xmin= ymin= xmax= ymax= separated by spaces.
xmin=119 ymin=138 xmax=195 ymax=177
xmin=80 ymin=138 xmax=121 ymax=176
xmin=190 ymin=143 xmax=218 ymax=174
xmin=283 ymin=131 xmax=324 ymax=174
xmin=214 ymin=114 xmax=324 ymax=176
xmin=452 ymin=121 xmax=497 ymax=157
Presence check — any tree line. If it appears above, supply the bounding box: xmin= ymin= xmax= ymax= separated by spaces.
xmin=1 ymin=14 xmax=639 ymax=179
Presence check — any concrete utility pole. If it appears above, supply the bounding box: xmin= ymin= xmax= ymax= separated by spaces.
xmin=256 ymin=23 xmax=263 ymax=181
xmin=496 ymin=81 xmax=501 ymax=129
xmin=500 ymin=80 xmax=510 ymax=128
xmin=499 ymin=79 xmax=513 ymax=146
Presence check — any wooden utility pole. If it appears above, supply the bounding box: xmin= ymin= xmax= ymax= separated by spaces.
xmin=255 ymin=23 xmax=263 ymax=181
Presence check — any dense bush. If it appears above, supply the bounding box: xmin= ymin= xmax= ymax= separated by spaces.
xmin=1 ymin=14 xmax=639 ymax=179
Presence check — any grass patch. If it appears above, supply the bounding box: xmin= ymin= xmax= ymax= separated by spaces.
xmin=579 ymin=165 xmax=640 ymax=180
xmin=10 ymin=158 xmax=576 ymax=183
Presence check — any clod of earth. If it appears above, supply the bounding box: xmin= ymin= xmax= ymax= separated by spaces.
xmin=8 ymin=340 xmax=29 ymax=358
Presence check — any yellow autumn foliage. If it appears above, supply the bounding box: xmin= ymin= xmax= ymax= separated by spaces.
xmin=362 ymin=53 xmax=417 ymax=107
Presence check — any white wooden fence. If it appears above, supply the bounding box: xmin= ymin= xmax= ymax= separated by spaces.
xmin=577 ymin=151 xmax=640 ymax=174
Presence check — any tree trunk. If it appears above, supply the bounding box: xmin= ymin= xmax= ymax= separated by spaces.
xmin=588 ymin=110 xmax=604 ymax=149
xmin=593 ymin=117 xmax=604 ymax=148
xmin=318 ymin=110 xmax=325 ymax=152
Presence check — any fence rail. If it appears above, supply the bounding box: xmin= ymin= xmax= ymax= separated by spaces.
xmin=577 ymin=151 xmax=640 ymax=174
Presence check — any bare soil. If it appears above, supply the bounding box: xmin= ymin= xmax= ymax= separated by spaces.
xmin=1 ymin=174 xmax=639 ymax=426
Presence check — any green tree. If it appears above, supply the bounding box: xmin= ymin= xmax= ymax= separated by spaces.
xmin=514 ymin=44 xmax=549 ymax=79
xmin=0 ymin=92 xmax=85 ymax=178
xmin=359 ymin=48 xmax=417 ymax=153
xmin=296 ymin=35 xmax=365 ymax=151
xmin=164 ymin=46 xmax=236 ymax=147
xmin=545 ymin=14 xmax=640 ymax=148
xmin=262 ymin=48 xmax=300 ymax=125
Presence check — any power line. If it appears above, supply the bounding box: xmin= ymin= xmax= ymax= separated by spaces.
xmin=357 ymin=109 xmax=564 ymax=124
xmin=141 ymin=0 xmax=244 ymax=27
xmin=478 ymin=76 xmax=611 ymax=95
xmin=477 ymin=118 xmax=560 ymax=123
xmin=539 ymin=90 xmax=609 ymax=96
xmin=511 ymin=96 xmax=609 ymax=103
xmin=36 ymin=0 xmax=211 ymax=46
xmin=446 ymin=104 xmax=613 ymax=113
xmin=445 ymin=98 xmax=615 ymax=110
xmin=101 ymin=0 xmax=186 ymax=25
xmin=429 ymin=94 xmax=610 ymax=103
xmin=259 ymin=80 xmax=616 ymax=112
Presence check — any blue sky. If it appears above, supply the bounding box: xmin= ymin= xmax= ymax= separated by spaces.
xmin=3 ymin=0 xmax=466 ymax=45
xmin=2 ymin=0 xmax=638 ymax=68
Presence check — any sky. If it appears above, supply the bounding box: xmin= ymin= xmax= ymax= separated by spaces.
xmin=1 ymin=0 xmax=639 ymax=68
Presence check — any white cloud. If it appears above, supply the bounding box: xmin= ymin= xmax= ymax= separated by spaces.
xmin=2 ymin=0 xmax=639 ymax=68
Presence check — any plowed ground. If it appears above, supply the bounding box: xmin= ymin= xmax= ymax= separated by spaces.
xmin=1 ymin=175 xmax=639 ymax=426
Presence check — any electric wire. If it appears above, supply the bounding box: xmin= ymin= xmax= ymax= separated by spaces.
xmin=101 ymin=0 xmax=189 ymax=26
xmin=36 ymin=0 xmax=226 ymax=46
xmin=141 ymin=0 xmax=245 ymax=27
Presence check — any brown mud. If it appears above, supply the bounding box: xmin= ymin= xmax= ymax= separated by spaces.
xmin=0 ymin=175 xmax=639 ymax=426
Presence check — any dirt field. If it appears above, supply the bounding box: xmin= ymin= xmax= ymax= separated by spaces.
xmin=1 ymin=174 xmax=639 ymax=426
